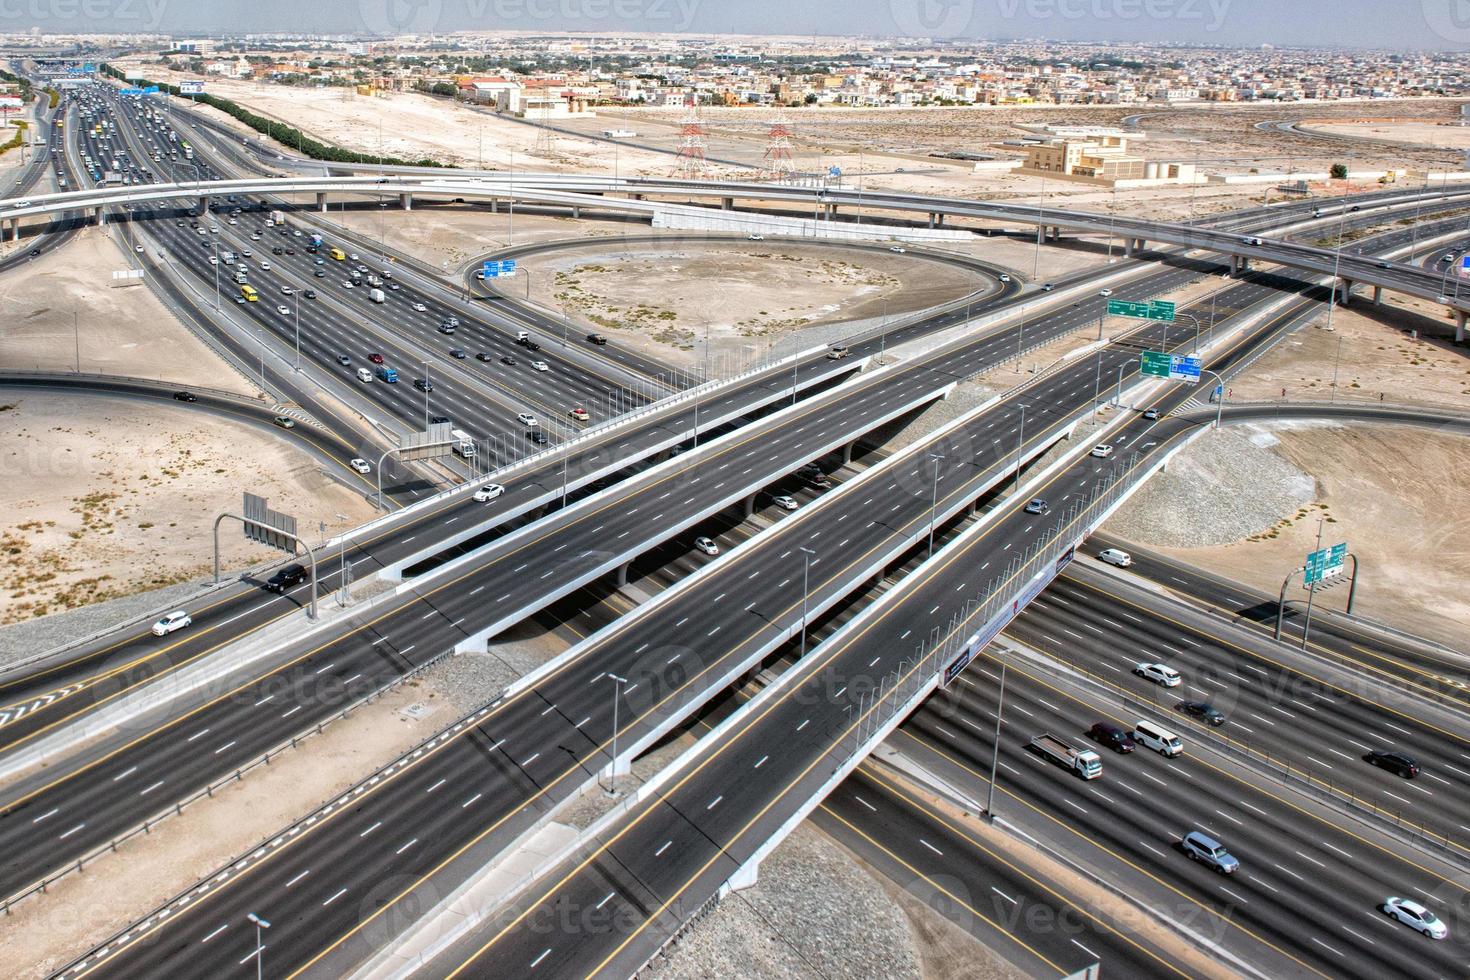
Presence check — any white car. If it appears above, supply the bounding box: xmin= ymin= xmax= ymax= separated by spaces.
xmin=517 ymin=412 xmax=538 ymax=427
xmin=1023 ymin=498 xmax=1049 ymax=515
xmin=890 ymin=245 xmax=906 ymax=253
xmin=748 ymin=233 xmax=764 ymax=241
xmin=694 ymin=536 xmax=720 ymax=556
xmin=529 ymin=361 xmax=549 ymax=372
xmin=1381 ymin=897 xmax=1448 ymax=939
xmin=1099 ymin=288 xmax=1114 ymax=298
xmin=1098 ymin=548 xmax=1132 ymax=568
xmin=772 ymin=494 xmax=799 ymax=511
xmin=349 ymin=252 xmax=359 ymax=260
xmin=1091 ymin=444 xmax=1114 ymax=458
xmin=281 ymin=285 xmax=293 ymax=295
xmin=260 ymin=261 xmax=272 ymax=271
xmin=151 ymin=610 xmax=192 ymax=636
xmin=276 ymin=305 xmax=290 ymax=315
xmin=473 ymin=483 xmax=505 ymax=502
xmin=1134 ymin=662 xmax=1182 ymax=687
xmin=413 ymin=302 xmax=427 ymax=312
xmin=998 ymin=273 xmax=1011 ymax=282
xmin=135 ymin=244 xmax=145 ymax=253
xmin=349 ymin=458 xmax=371 ymax=474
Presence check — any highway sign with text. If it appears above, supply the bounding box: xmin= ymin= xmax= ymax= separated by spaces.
xmin=1108 ymin=299 xmax=1176 ymax=321
xmin=1140 ymin=352 xmax=1200 ymax=383
xmin=482 ymin=259 xmax=517 ymax=278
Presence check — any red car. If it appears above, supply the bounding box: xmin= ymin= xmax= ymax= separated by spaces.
xmin=368 ymin=353 xmax=385 ymax=365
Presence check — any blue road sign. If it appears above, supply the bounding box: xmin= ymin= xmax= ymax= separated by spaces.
xmin=141 ymin=86 xmax=159 ymax=95
xmin=1461 ymin=254 xmax=1470 ymax=271
xmin=828 ymin=166 xmax=842 ymax=177
xmin=1170 ymin=355 xmax=1202 ymax=383
xmin=83 ymin=63 xmax=95 ymax=72
xmin=481 ymin=259 xmax=518 ymax=278
xmin=119 ymin=87 xmax=143 ymax=96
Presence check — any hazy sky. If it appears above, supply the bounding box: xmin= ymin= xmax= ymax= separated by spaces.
xmin=14 ymin=0 xmax=1470 ymax=50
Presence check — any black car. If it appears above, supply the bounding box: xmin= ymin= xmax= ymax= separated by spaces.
xmin=500 ymin=355 xmax=516 ymax=366
xmin=1087 ymin=722 xmax=1134 ymax=753
xmin=587 ymin=333 xmax=608 ymax=346
xmin=172 ymin=391 xmax=197 ymax=402
xmin=429 ymin=415 xmax=451 ymax=425
xmin=1175 ymin=701 xmax=1226 ymax=726
xmin=1366 ymin=750 xmax=1419 ymax=779
xmin=527 ymin=430 xmax=550 ymax=444
xmin=476 ymin=352 xmax=493 ymax=362
xmin=304 ymin=289 xmax=317 ymax=299
xmin=448 ymin=348 xmax=466 ymax=359
xmin=271 ymin=246 xmax=283 ymax=255
xmin=285 ymin=248 xmax=296 ymax=255
xmin=314 ymin=270 xmax=326 ymax=278
xmin=524 ymin=340 xmax=541 ymax=352
xmin=265 ymin=563 xmax=307 ymax=592
xmin=413 ymin=378 xmax=434 ymax=392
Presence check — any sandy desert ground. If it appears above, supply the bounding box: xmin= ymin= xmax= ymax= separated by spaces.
xmin=0 ymin=392 xmax=377 ymax=624
xmin=0 ymin=228 xmax=255 ymax=392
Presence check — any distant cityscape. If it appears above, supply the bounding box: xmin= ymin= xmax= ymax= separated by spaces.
xmin=4 ymin=34 xmax=1470 ymax=111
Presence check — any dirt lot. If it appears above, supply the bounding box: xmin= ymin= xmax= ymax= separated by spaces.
xmin=1113 ymin=423 xmax=1470 ymax=649
xmin=321 ymin=202 xmax=617 ymax=269
xmin=0 ymin=228 xmax=254 ymax=392
xmin=1310 ymin=119 xmax=1470 ymax=151
xmin=1228 ymin=298 xmax=1470 ymax=409
xmin=0 ymin=392 xmax=376 ymax=624
xmin=521 ymin=240 xmax=982 ymax=367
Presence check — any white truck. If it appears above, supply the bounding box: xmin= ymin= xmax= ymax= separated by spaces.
xmin=269 ymin=210 xmax=285 ymax=225
xmin=1029 ymin=733 xmax=1103 ymax=780
xmin=451 ymin=429 xmax=476 ymax=459
xmin=368 ymin=288 xmax=386 ymax=304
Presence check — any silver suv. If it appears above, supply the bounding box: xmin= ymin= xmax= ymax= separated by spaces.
xmin=1182 ymin=830 xmax=1239 ymax=874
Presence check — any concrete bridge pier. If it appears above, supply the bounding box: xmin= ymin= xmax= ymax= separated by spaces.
xmin=7 ymin=218 xmax=17 ymax=242
xmin=721 ymin=197 xmax=733 ymax=210
xmin=1338 ymin=279 xmax=1354 ymax=305
xmin=1372 ymin=285 xmax=1383 ymax=306
xmin=1455 ymin=311 xmax=1466 ymax=344
xmin=399 ymin=192 xmax=413 ymax=211
xmin=316 ymin=192 xmax=327 ymax=212
xmin=613 ymin=561 xmax=631 ymax=588
xmin=824 ymin=203 xmax=837 ymax=220
xmin=197 ymin=195 xmax=209 ymax=214
xmin=741 ymin=494 xmax=756 ymax=519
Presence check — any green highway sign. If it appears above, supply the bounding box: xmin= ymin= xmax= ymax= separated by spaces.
xmin=1108 ymin=299 xmax=1151 ymax=319
xmin=1140 ymin=350 xmax=1172 ymax=378
xmin=1304 ymin=542 xmax=1348 ymax=585
xmin=1108 ymin=299 xmax=1176 ymax=322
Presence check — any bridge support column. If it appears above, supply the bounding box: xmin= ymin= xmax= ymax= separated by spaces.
xmin=399 ymin=193 xmax=412 ymax=211
xmin=1456 ymin=312 xmax=1466 ymax=344
xmin=742 ymin=494 xmax=756 ymax=519
xmin=1373 ymin=285 xmax=1382 ymax=306
xmin=316 ymin=192 xmax=327 ymax=212
xmin=489 ymin=198 xmax=497 ymax=213
xmin=1036 ymin=225 xmax=1045 ymax=246
xmin=928 ymin=212 xmax=936 ymax=228
xmin=721 ymin=196 xmax=733 ymax=210
xmin=92 ymin=205 xmax=104 ymax=225
xmin=614 ymin=561 xmax=630 ymax=587
xmin=7 ymin=218 xmax=17 ymax=242
xmin=1338 ymin=279 xmax=1353 ymax=305
xmin=197 ymin=195 xmax=209 ymax=214
xmin=841 ymin=441 xmax=855 ymax=465
xmin=824 ymin=203 xmax=837 ymax=220
xmin=968 ymin=497 xmax=981 ymax=516
xmin=1124 ymin=238 xmax=1135 ymax=258
xmin=571 ymin=205 xmax=581 ymax=219
xmin=728 ymin=859 xmax=760 ymax=891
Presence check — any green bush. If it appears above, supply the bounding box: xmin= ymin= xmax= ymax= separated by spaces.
xmin=0 ymin=120 xmax=26 ymax=156
xmin=1329 ymin=163 xmax=1349 ymax=179
xmin=101 ymin=63 xmax=445 ymax=169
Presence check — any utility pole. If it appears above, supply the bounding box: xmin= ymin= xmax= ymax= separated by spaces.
xmin=927 ymin=453 xmax=945 ymax=558
xmin=1301 ymin=518 xmax=1324 ymax=650
xmin=799 ymin=547 xmax=815 ymax=658
xmin=604 ymin=672 xmax=628 ymax=797
xmin=1013 ymin=404 xmax=1028 ymax=493
xmin=984 ymin=661 xmax=1007 ymax=819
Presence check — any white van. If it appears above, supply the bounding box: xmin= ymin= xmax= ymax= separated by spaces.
xmin=356 ymin=367 xmax=373 ymax=384
xmin=1133 ymin=719 xmax=1183 ymax=757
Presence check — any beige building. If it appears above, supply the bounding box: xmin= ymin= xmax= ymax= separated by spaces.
xmin=1022 ymin=134 xmax=1145 ymax=182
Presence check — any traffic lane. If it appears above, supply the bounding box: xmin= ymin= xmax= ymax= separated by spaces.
xmin=904 ymin=659 xmax=1469 ymax=980
xmin=817 ymin=767 xmax=1179 ymax=979
xmin=57 ymin=268 xmax=1238 ymax=974
xmin=1085 ymin=529 xmax=1470 ymax=691
xmin=0 ymin=360 xmax=951 ymax=899
xmin=1010 ymin=578 xmax=1470 ymax=850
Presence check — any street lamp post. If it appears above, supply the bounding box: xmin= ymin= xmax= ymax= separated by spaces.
xmin=605 ymin=672 xmax=628 ymax=797
xmin=293 ymin=293 xmax=301 ymax=371
xmin=421 ymin=359 xmax=430 ymax=429
xmin=984 ymin=661 xmax=1008 ymax=819
xmin=927 ymin=454 xmax=945 ymax=558
xmin=246 ymin=913 xmax=270 ymax=980
xmin=799 ymin=546 xmax=815 ymax=659
xmin=1013 ymin=405 xmax=1028 ymax=494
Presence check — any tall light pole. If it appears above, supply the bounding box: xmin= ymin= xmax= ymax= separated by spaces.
xmin=211 ymin=240 xmax=219 ymax=310
xmin=927 ymin=453 xmax=945 ymax=558
xmin=604 ymin=672 xmax=627 ymax=797
xmin=420 ymin=359 xmax=430 ymax=429
xmin=246 ymin=912 xmax=270 ymax=980
xmin=1301 ymin=518 xmax=1325 ymax=650
xmin=984 ymin=661 xmax=1007 ymax=819
xmin=799 ymin=546 xmax=815 ymax=659
xmin=1013 ymin=404 xmax=1028 ymax=494
xmin=292 ymin=291 xmax=301 ymax=371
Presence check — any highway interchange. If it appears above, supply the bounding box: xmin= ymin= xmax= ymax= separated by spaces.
xmin=2 ymin=68 xmax=1468 ymax=980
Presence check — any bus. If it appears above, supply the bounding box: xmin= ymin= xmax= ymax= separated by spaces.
xmin=329 ymin=247 xmax=346 ymax=261
xmin=240 ymin=284 xmax=258 ymax=302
